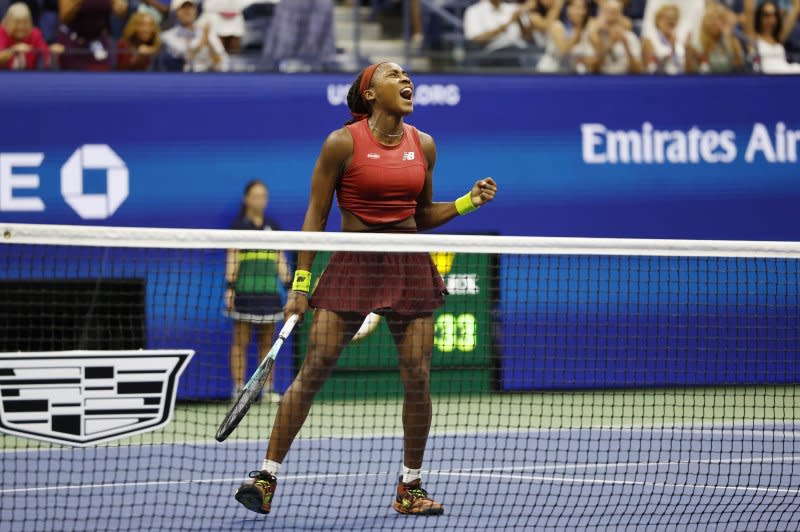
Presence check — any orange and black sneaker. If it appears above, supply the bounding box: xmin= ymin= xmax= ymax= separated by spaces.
xmin=392 ymin=476 xmax=444 ymax=516
xmin=235 ymin=471 xmax=277 ymax=515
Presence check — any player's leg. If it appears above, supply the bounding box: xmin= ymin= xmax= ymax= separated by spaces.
xmin=267 ymin=309 xmax=362 ymax=461
xmin=235 ymin=309 xmax=362 ymax=514
xmin=256 ymin=322 xmax=278 ymax=401
xmin=388 ymin=313 xmax=434 ymax=470
xmin=230 ymin=320 xmax=251 ymax=397
xmin=386 ymin=313 xmax=443 ymax=516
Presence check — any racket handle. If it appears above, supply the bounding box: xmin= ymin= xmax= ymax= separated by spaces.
xmin=278 ymin=314 xmax=300 ymax=340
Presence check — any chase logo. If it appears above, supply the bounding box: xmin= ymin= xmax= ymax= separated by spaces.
xmin=0 ymin=144 xmax=129 ymax=220
xmin=61 ymin=145 xmax=129 ymax=220
xmin=0 ymin=350 xmax=194 ymax=447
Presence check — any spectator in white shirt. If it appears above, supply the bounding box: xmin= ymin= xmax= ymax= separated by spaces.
xmin=463 ymin=0 xmax=536 ymax=66
xmin=200 ymin=0 xmax=244 ymax=53
xmin=161 ymin=0 xmax=229 ymax=71
xmin=744 ymin=0 xmax=800 ymax=73
xmin=642 ymin=3 xmax=685 ymax=73
xmin=537 ymin=0 xmax=592 ymax=72
xmin=587 ymin=0 xmax=643 ymax=73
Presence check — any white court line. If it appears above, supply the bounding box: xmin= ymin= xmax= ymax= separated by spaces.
xmin=3 ymin=455 xmax=800 ymax=496
xmin=435 ymin=471 xmax=800 ymax=496
xmin=435 ymin=454 xmax=800 ymax=474
xmin=2 ymin=421 xmax=799 ymax=455
xmin=4 ymin=459 xmax=800 ymax=497
xmin=0 ymin=472 xmax=390 ymax=495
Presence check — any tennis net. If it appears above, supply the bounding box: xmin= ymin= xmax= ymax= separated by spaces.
xmin=1 ymin=223 xmax=799 ymax=530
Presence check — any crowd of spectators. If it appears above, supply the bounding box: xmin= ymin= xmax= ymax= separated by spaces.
xmin=462 ymin=0 xmax=800 ymax=73
xmin=1 ymin=0 xmax=799 ymax=72
xmin=0 ymin=0 xmax=336 ymax=70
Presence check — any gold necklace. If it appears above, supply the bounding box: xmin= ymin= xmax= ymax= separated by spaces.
xmin=369 ymin=120 xmax=404 ymax=138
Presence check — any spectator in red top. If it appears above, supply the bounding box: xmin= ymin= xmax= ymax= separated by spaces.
xmin=116 ymin=11 xmax=160 ymax=70
xmin=0 ymin=3 xmax=62 ymax=69
xmin=57 ymin=0 xmax=128 ymax=71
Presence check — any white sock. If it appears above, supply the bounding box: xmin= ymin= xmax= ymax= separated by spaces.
xmin=402 ymin=465 xmax=422 ymax=484
xmin=262 ymin=459 xmax=281 ymax=477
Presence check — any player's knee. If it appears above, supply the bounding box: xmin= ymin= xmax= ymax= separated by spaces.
xmin=399 ymin=363 xmax=430 ymax=392
xmin=296 ymin=349 xmax=338 ymax=390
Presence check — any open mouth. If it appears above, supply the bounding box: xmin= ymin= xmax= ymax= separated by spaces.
xmin=400 ymin=87 xmax=413 ymax=101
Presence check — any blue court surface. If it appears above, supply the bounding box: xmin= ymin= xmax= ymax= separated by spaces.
xmin=2 ymin=424 xmax=800 ymax=531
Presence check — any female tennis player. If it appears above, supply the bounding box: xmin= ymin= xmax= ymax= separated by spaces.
xmin=234 ymin=62 xmax=497 ymax=517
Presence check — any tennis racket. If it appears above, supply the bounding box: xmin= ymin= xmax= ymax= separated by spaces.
xmin=215 ymin=314 xmax=299 ymax=442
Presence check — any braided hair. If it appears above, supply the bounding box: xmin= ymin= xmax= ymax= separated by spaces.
xmin=345 ymin=63 xmax=386 ymax=125
xmin=345 ymin=72 xmax=370 ymax=125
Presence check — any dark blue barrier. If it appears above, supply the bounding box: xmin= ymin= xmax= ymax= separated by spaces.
xmin=1 ymin=73 xmax=799 ymax=395
xmin=499 ymin=255 xmax=800 ymax=390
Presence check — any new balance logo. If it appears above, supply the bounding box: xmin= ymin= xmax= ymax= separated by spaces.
xmin=0 ymin=350 xmax=194 ymax=447
xmin=402 ymin=152 xmax=415 ymax=161
xmin=367 ymin=153 xmax=380 ymax=159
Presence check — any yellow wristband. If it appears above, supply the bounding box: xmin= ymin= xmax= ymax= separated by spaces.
xmin=291 ymin=270 xmax=312 ymax=293
xmin=455 ymin=192 xmax=478 ymax=215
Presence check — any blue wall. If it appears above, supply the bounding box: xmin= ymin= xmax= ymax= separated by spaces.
xmin=1 ymin=73 xmax=799 ymax=395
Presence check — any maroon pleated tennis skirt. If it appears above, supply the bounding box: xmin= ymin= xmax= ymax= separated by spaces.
xmin=309 ymin=250 xmax=446 ymax=317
